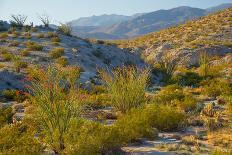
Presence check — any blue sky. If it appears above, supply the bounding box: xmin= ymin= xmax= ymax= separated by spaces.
xmin=0 ymin=0 xmax=231 ymax=25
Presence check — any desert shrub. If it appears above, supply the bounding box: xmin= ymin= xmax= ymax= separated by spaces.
xmin=199 ymin=51 xmax=211 ymax=77
xmin=201 ymin=78 xmax=231 ymax=98
xmin=154 ymin=85 xmax=185 ymax=104
xmin=8 ymin=40 xmax=20 ymax=47
xmin=0 ymin=107 xmax=14 ymax=128
xmin=0 ymin=122 xmax=42 ymax=154
xmin=49 ymin=47 xmax=65 ymax=59
xmin=14 ymin=59 xmax=28 ymax=72
xmin=0 ymin=33 xmax=8 ymax=39
xmin=10 ymin=14 xmax=27 ymax=27
xmin=56 ymin=57 xmax=68 ymax=66
xmin=37 ymin=33 xmax=45 ymax=38
xmin=1 ymin=52 xmax=13 ymax=61
xmin=38 ymin=14 xmax=50 ymax=27
xmin=25 ymin=41 xmax=43 ymax=51
xmin=157 ymin=56 xmax=178 ymax=82
xmin=7 ymin=27 xmax=16 ymax=34
xmin=58 ymin=23 xmax=72 ymax=36
xmin=29 ymin=66 xmax=82 ymax=153
xmin=144 ymin=104 xmax=186 ymax=131
xmin=31 ymin=27 xmax=37 ymax=32
xmin=176 ymin=72 xmax=202 ymax=87
xmin=2 ymin=89 xmax=27 ymax=102
xmin=51 ymin=36 xmax=61 ymax=42
xmin=22 ymin=32 xmax=31 ymax=39
xmin=46 ymin=31 xmax=58 ymax=38
xmin=2 ymin=89 xmax=17 ymax=100
xmin=100 ymin=67 xmax=150 ymax=113
xmin=115 ymin=107 xmax=158 ymax=142
xmin=0 ymin=47 xmax=10 ymax=54
xmin=52 ymin=42 xmax=60 ymax=46
xmin=64 ymin=120 xmax=123 ymax=154
xmin=20 ymin=49 xmax=30 ymax=56
xmin=22 ymin=25 xmax=31 ymax=32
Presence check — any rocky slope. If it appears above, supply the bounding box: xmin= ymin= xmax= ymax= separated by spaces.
xmin=0 ymin=27 xmax=145 ymax=91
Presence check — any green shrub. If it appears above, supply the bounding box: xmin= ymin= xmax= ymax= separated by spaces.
xmin=0 ymin=107 xmax=13 ymax=128
xmin=100 ymin=67 xmax=150 ymax=113
xmin=201 ymin=78 xmax=231 ymax=98
xmin=0 ymin=33 xmax=8 ymax=39
xmin=176 ymin=72 xmax=202 ymax=87
xmin=8 ymin=40 xmax=20 ymax=47
xmin=0 ymin=122 xmax=42 ymax=154
xmin=56 ymin=57 xmax=68 ymax=66
xmin=37 ymin=33 xmax=45 ymax=38
xmin=14 ymin=59 xmax=28 ymax=70
xmin=1 ymin=52 xmax=13 ymax=61
xmin=64 ymin=120 xmax=123 ymax=155
xmin=144 ymin=104 xmax=186 ymax=131
xmin=58 ymin=23 xmax=72 ymax=36
xmin=25 ymin=41 xmax=43 ymax=51
xmin=49 ymin=47 xmax=65 ymax=59
xmin=20 ymin=49 xmax=30 ymax=56
xmin=2 ymin=89 xmax=17 ymax=100
xmin=46 ymin=31 xmax=58 ymax=38
xmin=51 ymin=37 xmax=61 ymax=42
xmin=0 ymin=48 xmax=10 ymax=54
xmin=154 ymin=85 xmax=185 ymax=104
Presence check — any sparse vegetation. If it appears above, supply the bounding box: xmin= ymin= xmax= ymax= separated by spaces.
xmin=58 ymin=23 xmax=72 ymax=36
xmin=49 ymin=47 xmax=65 ymax=59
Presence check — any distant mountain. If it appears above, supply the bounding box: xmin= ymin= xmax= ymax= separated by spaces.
xmin=206 ymin=3 xmax=232 ymax=13
xmin=70 ymin=3 xmax=232 ymax=40
xmin=69 ymin=14 xmax=133 ymax=27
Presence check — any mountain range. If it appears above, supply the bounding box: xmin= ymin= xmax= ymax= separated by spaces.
xmin=69 ymin=3 xmax=232 ymax=40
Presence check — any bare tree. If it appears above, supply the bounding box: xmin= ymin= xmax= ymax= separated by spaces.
xmin=38 ymin=14 xmax=50 ymax=27
xmin=10 ymin=14 xmax=27 ymax=27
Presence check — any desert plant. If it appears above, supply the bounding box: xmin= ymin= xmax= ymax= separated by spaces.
xmin=25 ymin=41 xmax=43 ymax=51
xmin=158 ymin=56 xmax=178 ymax=82
xmin=58 ymin=23 xmax=72 ymax=36
xmin=49 ymin=47 xmax=65 ymax=59
xmin=13 ymin=56 xmax=28 ymax=73
xmin=0 ymin=33 xmax=8 ymax=39
xmin=37 ymin=33 xmax=45 ymax=38
xmin=199 ymin=51 xmax=211 ymax=77
xmin=20 ymin=49 xmax=30 ymax=56
xmin=29 ymin=66 xmax=82 ymax=153
xmin=46 ymin=31 xmax=58 ymax=38
xmin=10 ymin=14 xmax=27 ymax=27
xmin=100 ymin=67 xmax=150 ymax=113
xmin=176 ymin=71 xmax=202 ymax=87
xmin=51 ymin=37 xmax=61 ymax=42
xmin=56 ymin=57 xmax=68 ymax=66
xmin=1 ymin=52 xmax=13 ymax=61
xmin=38 ymin=14 xmax=50 ymax=27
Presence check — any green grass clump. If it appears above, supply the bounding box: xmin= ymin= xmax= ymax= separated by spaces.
xmin=1 ymin=53 xmax=13 ymax=61
xmin=49 ymin=47 xmax=65 ymax=59
xmin=46 ymin=32 xmax=58 ymax=38
xmin=20 ymin=49 xmax=30 ymax=56
xmin=0 ymin=33 xmax=8 ymax=39
xmin=0 ymin=48 xmax=10 ymax=54
xmin=8 ymin=40 xmax=20 ymax=47
xmin=51 ymin=37 xmax=61 ymax=42
xmin=25 ymin=41 xmax=43 ymax=51
xmin=58 ymin=23 xmax=72 ymax=36
xmin=37 ymin=33 xmax=45 ymax=38
xmin=56 ymin=57 xmax=68 ymax=66
xmin=100 ymin=67 xmax=150 ymax=113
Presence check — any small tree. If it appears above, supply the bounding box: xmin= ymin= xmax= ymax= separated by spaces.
xmin=10 ymin=14 xmax=27 ymax=27
xmin=199 ymin=51 xmax=210 ymax=77
xmin=29 ymin=66 xmax=82 ymax=153
xmin=99 ymin=67 xmax=150 ymax=113
xmin=38 ymin=14 xmax=50 ymax=27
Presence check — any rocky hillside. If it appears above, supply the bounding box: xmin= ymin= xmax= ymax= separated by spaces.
xmin=0 ymin=27 xmax=145 ymax=91
xmin=113 ymin=7 xmax=232 ymax=67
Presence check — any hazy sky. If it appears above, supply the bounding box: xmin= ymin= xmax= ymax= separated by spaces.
xmin=0 ymin=0 xmax=231 ymax=25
